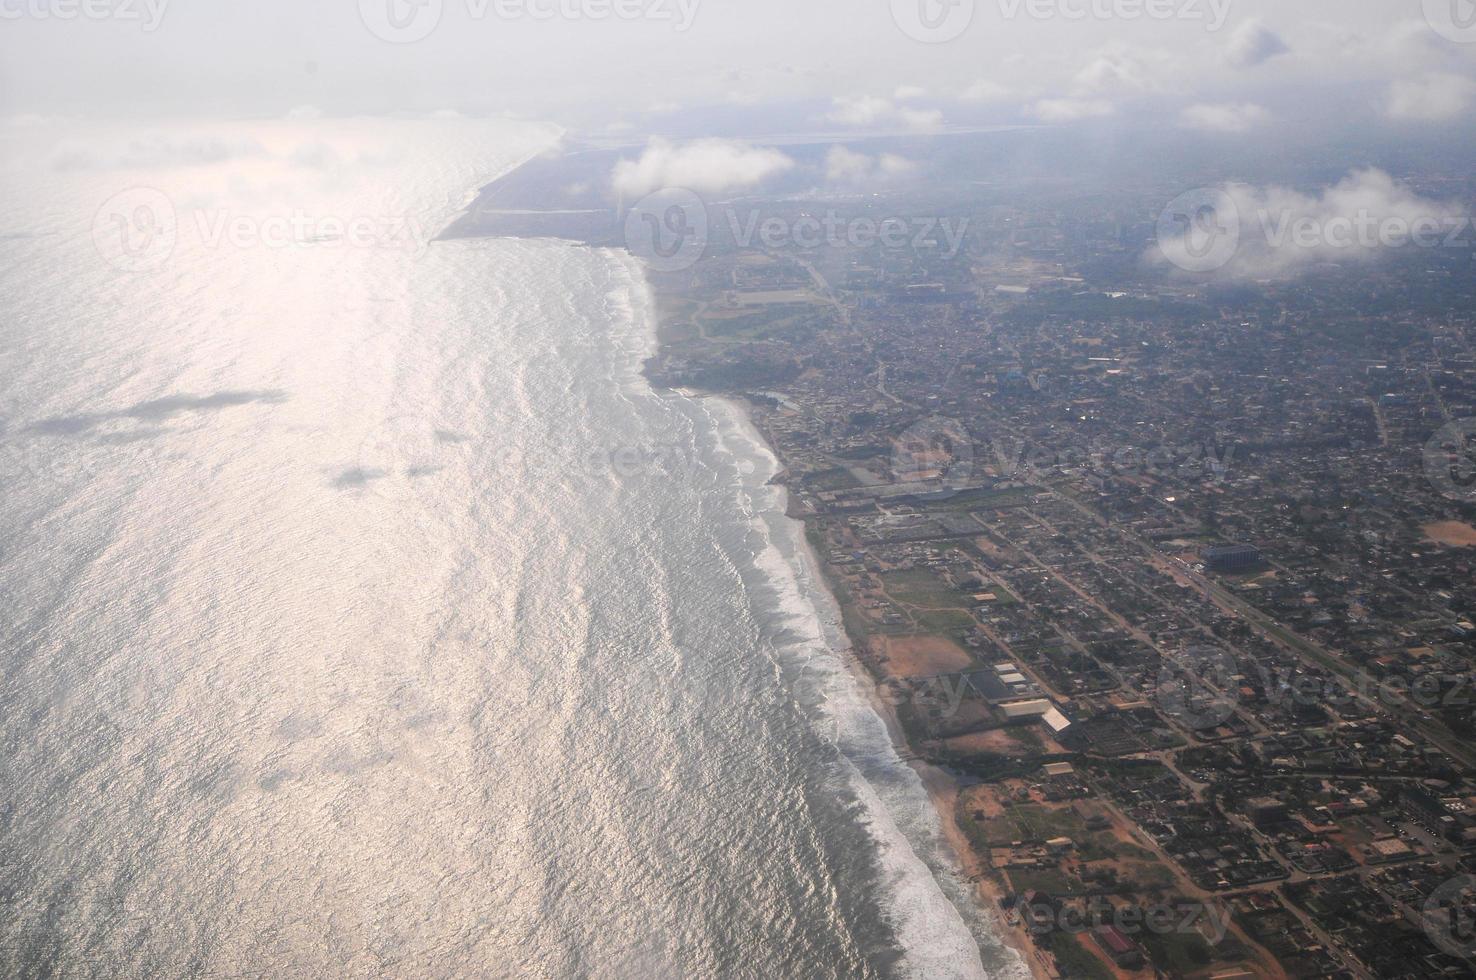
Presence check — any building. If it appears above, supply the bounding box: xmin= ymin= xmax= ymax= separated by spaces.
xmin=1092 ymin=926 xmax=1144 ymax=969
xmin=1204 ymin=544 xmax=1262 ymax=573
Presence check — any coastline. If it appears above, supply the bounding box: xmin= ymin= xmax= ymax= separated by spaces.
xmin=442 ymin=148 xmax=1040 ymax=976
xmin=634 ymin=256 xmax=1037 ymax=977
xmin=717 ymin=391 xmax=1046 ymax=980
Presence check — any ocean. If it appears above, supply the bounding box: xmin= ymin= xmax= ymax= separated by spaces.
xmin=0 ymin=116 xmax=1023 ymax=979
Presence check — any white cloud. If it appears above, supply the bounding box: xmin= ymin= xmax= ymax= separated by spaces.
xmin=961 ymin=79 xmax=1011 ymax=103
xmin=829 ymin=96 xmax=892 ymax=127
xmin=825 ymin=146 xmax=872 ymax=184
xmin=1384 ymin=73 xmax=1476 ymax=121
xmin=1074 ymin=50 xmax=1158 ymax=95
xmin=1150 ymin=169 xmax=1468 ymax=280
xmin=48 ymin=133 xmax=265 ymax=171
xmin=894 ymin=85 xmax=928 ymax=102
xmin=828 ymin=96 xmax=944 ymax=132
xmin=899 ymin=107 xmax=944 ymax=131
xmin=1226 ymin=19 xmax=1290 ymax=68
xmin=1033 ymin=99 xmax=1115 ymax=122
xmin=1179 ymin=102 xmax=1271 ymax=133
xmin=825 ymin=147 xmax=918 ymax=185
xmin=611 ymin=138 xmax=795 ymax=199
xmin=879 ymin=154 xmax=918 ymax=177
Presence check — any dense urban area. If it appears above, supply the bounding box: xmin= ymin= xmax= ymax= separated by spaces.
xmin=639 ymin=171 xmax=1476 ymax=979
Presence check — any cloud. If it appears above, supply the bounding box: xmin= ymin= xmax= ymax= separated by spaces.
xmin=1384 ymin=73 xmax=1476 ymax=121
xmin=1150 ymin=169 xmax=1468 ymax=280
xmin=961 ymin=79 xmax=1011 ymax=103
xmin=611 ymin=138 xmax=794 ymax=199
xmin=285 ymin=105 xmax=323 ymax=120
xmin=1226 ymin=19 xmax=1290 ymax=68
xmin=48 ymin=133 xmax=265 ymax=171
xmin=828 ymin=96 xmax=943 ymax=132
xmin=1179 ymin=102 xmax=1271 ymax=133
xmin=894 ymin=85 xmax=928 ymax=102
xmin=1033 ymin=99 xmax=1115 ymax=122
xmin=825 ymin=147 xmax=918 ymax=185
xmin=1074 ymin=49 xmax=1160 ymax=95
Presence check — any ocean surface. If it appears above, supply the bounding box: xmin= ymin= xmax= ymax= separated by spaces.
xmin=0 ymin=116 xmax=1023 ymax=979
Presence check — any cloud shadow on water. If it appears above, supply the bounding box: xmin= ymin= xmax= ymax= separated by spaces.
xmin=27 ymin=389 xmax=289 ymax=438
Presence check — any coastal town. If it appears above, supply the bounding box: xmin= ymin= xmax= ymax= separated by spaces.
xmin=636 ymin=173 xmax=1476 ymax=979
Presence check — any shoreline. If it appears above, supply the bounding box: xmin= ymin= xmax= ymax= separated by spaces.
xmin=678 ymin=382 xmax=1042 ymax=980
xmin=440 ymin=146 xmax=1042 ymax=974
xmin=743 ymin=395 xmax=1045 ymax=980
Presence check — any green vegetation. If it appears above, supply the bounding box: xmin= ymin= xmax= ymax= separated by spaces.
xmin=1042 ymin=931 xmax=1112 ymax=980
xmin=1009 ymin=869 xmax=1080 ymax=896
xmin=1138 ymin=927 xmax=1232 ymax=975
xmin=804 ymin=466 xmax=864 ymax=491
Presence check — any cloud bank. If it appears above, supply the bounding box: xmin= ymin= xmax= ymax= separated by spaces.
xmin=611 ymin=139 xmax=795 ymax=199
xmin=1151 ymin=169 xmax=1469 ymax=280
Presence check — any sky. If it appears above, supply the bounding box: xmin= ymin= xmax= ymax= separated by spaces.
xmin=1 ymin=0 xmax=1475 ymax=140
